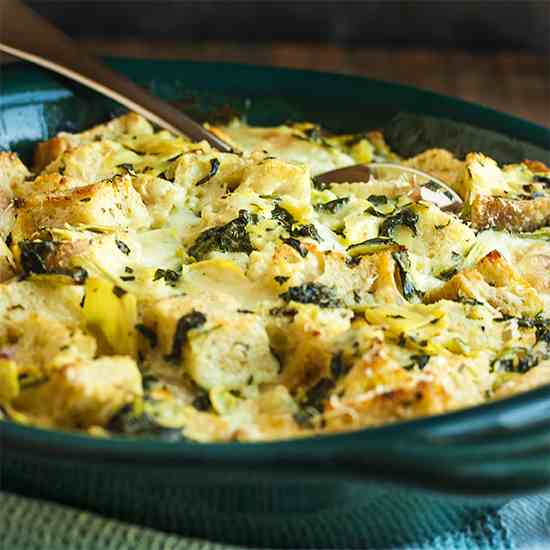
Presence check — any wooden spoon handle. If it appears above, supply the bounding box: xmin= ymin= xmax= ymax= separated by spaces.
xmin=0 ymin=0 xmax=233 ymax=152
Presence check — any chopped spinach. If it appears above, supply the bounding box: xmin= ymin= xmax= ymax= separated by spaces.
xmin=290 ymin=224 xmax=321 ymax=242
xmin=195 ymin=158 xmax=221 ymax=186
xmin=112 ymin=286 xmax=127 ymax=298
xmin=437 ymin=267 xmax=458 ymax=281
xmin=271 ymin=204 xmax=295 ymax=227
xmin=499 ymin=315 xmax=550 ymax=345
xmin=188 ymin=210 xmax=256 ymax=260
xmin=330 ymin=351 xmax=350 ymax=379
xmin=19 ymin=240 xmax=87 ymax=284
xmin=115 ymin=239 xmax=131 ymax=255
xmin=141 ymin=373 xmax=160 ymax=390
xmin=302 ymin=377 xmax=335 ymax=412
xmin=282 ymin=237 xmax=308 ymax=258
xmin=456 ymin=294 xmax=484 ymax=306
xmin=269 ymin=306 xmax=298 ymax=318
xmin=490 ymin=348 xmax=539 ymax=374
xmin=136 ymin=324 xmax=158 ymax=348
xmin=117 ymin=163 xmax=136 ymax=176
xmin=165 ymin=310 xmax=207 ymax=364
xmin=280 ymin=282 xmax=342 ymax=308
xmin=153 ymin=267 xmax=182 ymax=287
xmin=367 ymin=194 xmax=388 ymax=206
xmin=434 ymin=220 xmax=451 ymax=230
xmin=404 ymin=354 xmax=430 ymax=371
xmin=347 ymin=237 xmax=398 ymax=258
xmin=392 ymin=250 xmax=422 ymax=301
xmin=191 ymin=391 xmax=211 ymax=411
xmin=271 ymin=204 xmax=321 ymax=241
xmin=68 ymin=267 xmax=88 ymax=285
xmin=19 ymin=240 xmax=56 ymax=274
xmin=379 ymin=207 xmax=419 ymax=238
xmin=312 ymin=176 xmax=332 ymax=191
xmin=293 ymin=125 xmax=333 ymax=148
xmin=315 ymin=197 xmax=349 ymax=214
xmin=18 ymin=373 xmax=49 ymax=389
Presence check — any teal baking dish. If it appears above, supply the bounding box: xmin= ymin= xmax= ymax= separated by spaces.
xmin=1 ymin=59 xmax=549 ymax=549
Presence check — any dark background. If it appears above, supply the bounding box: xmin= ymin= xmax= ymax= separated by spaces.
xmin=25 ymin=1 xmax=550 ymax=53
xmin=5 ymin=1 xmax=550 ymax=126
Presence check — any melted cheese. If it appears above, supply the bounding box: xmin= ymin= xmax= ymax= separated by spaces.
xmin=0 ymin=114 xmax=548 ymax=441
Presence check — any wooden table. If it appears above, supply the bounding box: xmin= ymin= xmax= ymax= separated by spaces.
xmin=2 ymin=40 xmax=548 ymax=128
xmin=79 ymin=40 xmax=550 ymax=128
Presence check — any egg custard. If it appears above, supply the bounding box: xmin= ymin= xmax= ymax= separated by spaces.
xmin=0 ymin=113 xmax=549 ymax=441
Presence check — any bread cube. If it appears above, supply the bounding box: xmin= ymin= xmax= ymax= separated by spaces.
xmin=34 ymin=113 xmax=154 ymax=171
xmin=427 ymin=250 xmax=543 ymax=317
xmin=142 ymin=294 xmax=278 ymax=390
xmin=15 ymin=356 xmax=142 ymax=428
xmin=12 ymin=175 xmax=151 ymax=240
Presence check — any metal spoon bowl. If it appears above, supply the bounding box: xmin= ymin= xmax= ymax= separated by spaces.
xmin=315 ymin=163 xmax=464 ymax=212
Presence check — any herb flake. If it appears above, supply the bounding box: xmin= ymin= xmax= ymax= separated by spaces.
xmin=196 ymin=158 xmax=221 ymax=186
xmin=165 ymin=310 xmax=207 ymax=364
xmin=280 ymin=283 xmax=341 ymax=308
xmin=188 ymin=210 xmax=256 ymax=260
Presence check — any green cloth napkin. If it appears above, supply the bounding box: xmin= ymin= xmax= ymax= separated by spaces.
xmin=2 ymin=490 xmax=550 ymax=549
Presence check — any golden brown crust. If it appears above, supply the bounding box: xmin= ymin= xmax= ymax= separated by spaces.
xmin=11 ymin=176 xmax=151 ymax=240
xmin=523 ymin=159 xmax=550 ymax=173
xmin=470 ymin=195 xmax=550 ymax=231
xmin=33 ymin=136 xmax=70 ymax=173
xmin=426 ymin=250 xmax=543 ymax=317
xmin=0 ymin=152 xmax=30 ymax=192
xmin=33 ymin=113 xmax=154 ymax=173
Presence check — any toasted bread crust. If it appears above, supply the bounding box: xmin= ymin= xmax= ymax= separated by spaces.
xmin=470 ymin=195 xmax=550 ymax=231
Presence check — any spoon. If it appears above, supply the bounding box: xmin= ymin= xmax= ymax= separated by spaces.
xmin=0 ymin=0 xmax=233 ymax=152
xmin=0 ymin=0 xmax=463 ymax=212
xmin=315 ymin=163 xmax=464 ymax=212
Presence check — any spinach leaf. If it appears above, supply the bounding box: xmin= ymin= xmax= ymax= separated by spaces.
xmin=165 ymin=310 xmax=207 ymax=364
xmin=379 ymin=207 xmax=418 ymax=238
xmin=490 ymin=348 xmax=539 ymax=374
xmin=315 ymin=197 xmax=349 ymax=214
xmin=188 ymin=210 xmax=256 ymax=260
xmin=195 ymin=158 xmax=221 ymax=186
xmin=282 ymin=237 xmax=308 ymax=258
xmin=136 ymin=324 xmax=158 ymax=348
xmin=153 ymin=267 xmax=182 ymax=287
xmin=280 ymin=283 xmax=341 ymax=308
xmin=404 ymin=354 xmax=430 ymax=371
xmin=115 ymin=239 xmax=131 ymax=255
xmin=19 ymin=240 xmax=88 ymax=285
xmin=392 ymin=250 xmax=422 ymax=301
xmin=271 ymin=204 xmax=295 ymax=227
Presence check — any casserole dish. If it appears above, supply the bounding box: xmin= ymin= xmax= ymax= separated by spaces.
xmin=1 ymin=59 xmax=549 ymax=548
